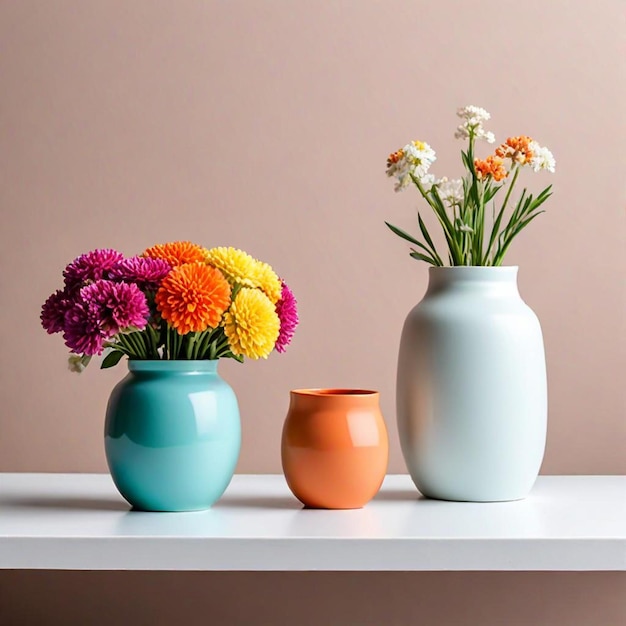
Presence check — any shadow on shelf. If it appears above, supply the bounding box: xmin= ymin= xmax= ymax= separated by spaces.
xmin=216 ymin=495 xmax=301 ymax=510
xmin=372 ymin=489 xmax=422 ymax=502
xmin=2 ymin=496 xmax=128 ymax=512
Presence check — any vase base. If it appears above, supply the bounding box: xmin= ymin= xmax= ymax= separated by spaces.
xmin=130 ymin=504 xmax=213 ymax=513
xmin=418 ymin=490 xmax=529 ymax=503
xmin=302 ymin=503 xmax=365 ymax=510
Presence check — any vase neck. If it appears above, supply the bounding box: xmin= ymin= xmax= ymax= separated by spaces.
xmin=427 ymin=266 xmax=520 ymax=296
xmin=290 ymin=389 xmax=380 ymax=411
xmin=128 ymin=360 xmax=220 ymax=375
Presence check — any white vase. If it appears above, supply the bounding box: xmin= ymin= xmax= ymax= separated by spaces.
xmin=397 ymin=266 xmax=547 ymax=502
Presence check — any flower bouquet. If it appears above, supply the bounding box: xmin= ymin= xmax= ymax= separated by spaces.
xmin=385 ymin=105 xmax=555 ymax=266
xmin=40 ymin=241 xmax=299 ymax=511
xmin=41 ymin=241 xmax=299 ymax=370
xmin=388 ymin=106 xmax=554 ymax=502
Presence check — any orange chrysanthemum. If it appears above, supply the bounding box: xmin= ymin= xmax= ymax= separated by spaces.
xmin=143 ymin=241 xmax=206 ymax=267
xmin=495 ymin=136 xmax=534 ymax=165
xmin=155 ymin=263 xmax=231 ymax=334
xmin=474 ymin=155 xmax=508 ymax=182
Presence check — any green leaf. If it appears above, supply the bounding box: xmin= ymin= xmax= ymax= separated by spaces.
xmin=385 ymin=221 xmax=422 ymax=246
xmin=429 ymin=186 xmax=463 ymax=264
xmin=409 ymin=251 xmax=437 ymax=265
xmin=493 ymin=211 xmax=546 ymax=265
xmin=101 ymin=350 xmax=125 ymax=369
xmin=417 ymin=213 xmax=436 ymax=251
xmin=512 ymin=210 xmax=546 ymax=235
xmin=483 ymin=184 xmax=503 ymax=204
xmin=461 ymin=150 xmax=468 ymax=166
xmin=533 ymin=185 xmax=553 ymax=206
xmin=485 ymin=203 xmax=507 ymax=264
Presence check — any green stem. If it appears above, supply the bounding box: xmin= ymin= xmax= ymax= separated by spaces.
xmin=106 ymin=340 xmax=131 ymax=356
xmin=186 ymin=333 xmax=196 ymax=360
xmin=117 ymin=334 xmax=136 ymax=358
xmin=500 ymin=164 xmax=520 ymax=217
xmin=174 ymin=331 xmax=183 ymax=359
xmin=149 ymin=324 xmax=161 ymax=359
xmin=128 ymin=332 xmax=147 ymax=359
xmin=171 ymin=330 xmax=178 ymax=359
xmin=475 ymin=183 xmax=486 ymax=264
xmin=414 ymin=178 xmax=463 ymax=265
xmin=142 ymin=330 xmax=152 ymax=359
xmin=195 ymin=329 xmax=212 ymax=359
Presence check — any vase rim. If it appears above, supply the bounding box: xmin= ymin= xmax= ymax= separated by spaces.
xmin=291 ymin=388 xmax=379 ymax=397
xmin=429 ymin=265 xmax=518 ymax=271
xmin=128 ymin=359 xmax=219 ymax=372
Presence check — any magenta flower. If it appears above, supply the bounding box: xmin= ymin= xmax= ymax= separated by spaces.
xmin=63 ymin=249 xmax=125 ymax=288
xmin=62 ymin=280 xmax=150 ymax=356
xmin=109 ymin=256 xmax=171 ymax=289
xmin=80 ymin=280 xmax=150 ymax=334
xmin=275 ymin=281 xmax=299 ymax=353
xmin=40 ymin=288 xmax=75 ymax=334
xmin=63 ymin=301 xmax=107 ymax=356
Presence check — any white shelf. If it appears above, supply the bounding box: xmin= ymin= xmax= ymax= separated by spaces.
xmin=0 ymin=474 xmax=624 ymax=571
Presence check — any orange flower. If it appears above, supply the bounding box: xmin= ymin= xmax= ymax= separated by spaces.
xmin=156 ymin=263 xmax=231 ymax=334
xmin=474 ymin=156 xmax=508 ymax=182
xmin=386 ymin=149 xmax=404 ymax=167
xmin=495 ymin=136 xmax=534 ymax=165
xmin=143 ymin=241 xmax=206 ymax=267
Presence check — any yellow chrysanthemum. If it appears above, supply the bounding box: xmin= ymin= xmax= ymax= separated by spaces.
xmin=223 ymin=288 xmax=280 ymax=360
xmin=249 ymin=260 xmax=282 ymax=303
xmin=143 ymin=241 xmax=206 ymax=267
xmin=204 ymin=247 xmax=258 ymax=288
xmin=205 ymin=247 xmax=282 ymax=303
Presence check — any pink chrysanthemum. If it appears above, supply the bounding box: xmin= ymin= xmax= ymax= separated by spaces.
xmin=109 ymin=256 xmax=171 ymax=289
xmin=63 ymin=249 xmax=124 ymax=288
xmin=63 ymin=301 xmax=107 ymax=356
xmin=40 ymin=288 xmax=75 ymax=334
xmin=62 ymin=280 xmax=149 ymax=356
xmin=274 ymin=281 xmax=299 ymax=353
xmin=80 ymin=280 xmax=149 ymax=334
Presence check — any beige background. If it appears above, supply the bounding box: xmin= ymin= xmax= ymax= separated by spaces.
xmin=1 ymin=1 xmax=625 ymax=624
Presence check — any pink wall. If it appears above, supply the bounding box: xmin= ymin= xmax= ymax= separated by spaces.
xmin=1 ymin=1 xmax=624 ymax=623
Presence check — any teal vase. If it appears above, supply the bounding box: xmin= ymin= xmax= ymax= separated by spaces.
xmin=105 ymin=360 xmax=241 ymax=512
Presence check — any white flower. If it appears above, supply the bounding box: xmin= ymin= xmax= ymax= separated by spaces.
xmin=529 ymin=141 xmax=556 ymax=173
xmin=419 ymin=173 xmax=437 ymax=192
xmin=386 ymin=140 xmax=437 ymax=192
xmin=476 ymin=128 xmax=496 ymax=144
xmin=403 ymin=140 xmax=436 ymax=177
xmin=457 ymin=105 xmax=491 ymax=124
xmin=455 ymin=105 xmax=495 ymax=143
xmin=454 ymin=217 xmax=474 ymax=233
xmin=67 ymin=354 xmax=90 ymax=373
xmin=436 ymin=177 xmax=464 ymax=206
xmin=454 ymin=125 xmax=471 ymax=140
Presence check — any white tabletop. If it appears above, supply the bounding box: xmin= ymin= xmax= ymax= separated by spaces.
xmin=0 ymin=474 xmax=624 ymax=571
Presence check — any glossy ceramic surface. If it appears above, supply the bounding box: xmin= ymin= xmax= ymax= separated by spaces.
xmin=282 ymin=389 xmax=389 ymax=509
xmin=397 ymin=267 xmax=547 ymax=502
xmin=105 ymin=360 xmax=241 ymax=511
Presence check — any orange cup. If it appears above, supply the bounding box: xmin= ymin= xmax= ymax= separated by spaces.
xmin=281 ymin=389 xmax=389 ymax=509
